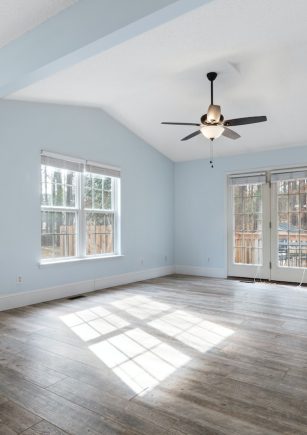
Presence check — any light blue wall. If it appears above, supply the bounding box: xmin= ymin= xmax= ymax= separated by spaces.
xmin=174 ymin=145 xmax=307 ymax=274
xmin=0 ymin=100 xmax=174 ymax=295
xmin=3 ymin=98 xmax=307 ymax=297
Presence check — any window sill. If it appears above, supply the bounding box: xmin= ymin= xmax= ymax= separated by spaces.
xmin=39 ymin=254 xmax=124 ymax=268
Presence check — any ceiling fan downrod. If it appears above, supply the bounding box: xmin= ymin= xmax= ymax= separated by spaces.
xmin=207 ymin=72 xmax=217 ymax=105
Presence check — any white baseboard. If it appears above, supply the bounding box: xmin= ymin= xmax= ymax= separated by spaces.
xmin=0 ymin=266 xmax=175 ymax=311
xmin=93 ymin=266 xmax=175 ymax=291
xmin=175 ymin=265 xmax=226 ymax=278
xmin=0 ymin=265 xmax=227 ymax=312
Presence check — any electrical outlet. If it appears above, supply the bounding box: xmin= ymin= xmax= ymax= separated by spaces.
xmin=164 ymin=255 xmax=168 ymax=263
xmin=16 ymin=276 xmax=23 ymax=284
xmin=207 ymin=257 xmax=210 ymax=263
xmin=140 ymin=258 xmax=144 ymax=265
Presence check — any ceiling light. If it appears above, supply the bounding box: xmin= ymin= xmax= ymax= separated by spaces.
xmin=200 ymin=124 xmax=224 ymax=140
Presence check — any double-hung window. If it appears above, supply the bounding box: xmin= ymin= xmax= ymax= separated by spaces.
xmin=40 ymin=152 xmax=121 ymax=263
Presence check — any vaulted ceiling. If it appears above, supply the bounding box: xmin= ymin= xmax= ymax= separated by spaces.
xmin=5 ymin=0 xmax=307 ymax=161
xmin=0 ymin=0 xmax=76 ymax=48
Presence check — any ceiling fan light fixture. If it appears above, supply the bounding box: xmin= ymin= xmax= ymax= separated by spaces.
xmin=200 ymin=124 xmax=224 ymax=140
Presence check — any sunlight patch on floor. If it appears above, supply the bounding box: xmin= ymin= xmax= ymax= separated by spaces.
xmin=111 ymin=295 xmax=170 ymax=319
xmin=59 ymin=297 xmax=234 ymax=396
xmin=60 ymin=306 xmax=129 ymax=342
xmin=89 ymin=328 xmax=190 ymax=395
xmin=149 ymin=310 xmax=234 ymax=353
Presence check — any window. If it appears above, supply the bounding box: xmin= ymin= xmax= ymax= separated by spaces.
xmin=41 ymin=152 xmax=120 ymax=262
xmin=232 ymin=182 xmax=263 ymax=265
xmin=229 ymin=173 xmax=266 ymax=268
xmin=84 ymin=173 xmax=115 ymax=256
xmin=276 ymin=177 xmax=307 ymax=267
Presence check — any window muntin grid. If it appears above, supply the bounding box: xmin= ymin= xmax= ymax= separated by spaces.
xmin=41 ymin=163 xmax=119 ymax=261
xmin=277 ymin=179 xmax=307 ymax=268
xmin=233 ymin=183 xmax=263 ymax=265
xmin=41 ymin=165 xmax=78 ymax=259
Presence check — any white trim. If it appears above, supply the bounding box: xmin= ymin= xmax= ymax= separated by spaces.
xmin=175 ymin=265 xmax=226 ymax=278
xmin=270 ymin=166 xmax=307 ymax=174
xmin=86 ymin=160 xmax=121 ymax=172
xmin=94 ymin=266 xmax=174 ymax=290
xmin=41 ymin=150 xmax=84 ymax=164
xmin=225 ymin=162 xmax=307 ymax=177
xmin=39 ymin=254 xmax=124 ymax=267
xmin=0 ymin=266 xmax=175 ymax=311
xmin=271 ymin=168 xmax=307 ymax=183
xmin=228 ymin=173 xmax=266 ymax=186
xmin=229 ymin=172 xmax=266 ymax=178
xmin=42 ymin=151 xmax=121 ymax=174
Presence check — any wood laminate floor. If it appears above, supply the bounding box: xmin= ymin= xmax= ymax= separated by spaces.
xmin=1 ymin=275 xmax=307 ymax=434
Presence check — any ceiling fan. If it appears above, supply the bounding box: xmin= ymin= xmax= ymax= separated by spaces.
xmin=161 ymin=72 xmax=267 ymax=144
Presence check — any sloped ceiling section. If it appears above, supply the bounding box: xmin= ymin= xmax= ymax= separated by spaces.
xmin=0 ymin=0 xmax=195 ymax=96
xmin=7 ymin=0 xmax=307 ymax=161
xmin=0 ymin=0 xmax=76 ymax=48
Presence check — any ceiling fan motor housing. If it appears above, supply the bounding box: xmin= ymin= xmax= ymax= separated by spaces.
xmin=201 ymin=111 xmax=224 ymax=125
xmin=201 ymin=114 xmax=207 ymax=124
xmin=207 ymin=104 xmax=221 ymax=123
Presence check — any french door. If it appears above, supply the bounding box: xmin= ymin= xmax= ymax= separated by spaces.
xmin=228 ymin=173 xmax=270 ymax=279
xmin=228 ymin=169 xmax=307 ymax=284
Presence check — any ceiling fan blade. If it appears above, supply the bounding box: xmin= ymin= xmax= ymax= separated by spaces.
xmin=161 ymin=122 xmax=201 ymax=126
xmin=181 ymin=130 xmax=201 ymax=141
xmin=222 ymin=127 xmax=241 ymax=140
xmin=224 ymin=116 xmax=267 ymax=127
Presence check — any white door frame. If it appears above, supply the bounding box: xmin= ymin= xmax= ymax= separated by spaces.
xmin=227 ymin=181 xmax=270 ymax=279
xmin=270 ymin=179 xmax=307 ymax=284
xmin=227 ymin=166 xmax=307 ymax=284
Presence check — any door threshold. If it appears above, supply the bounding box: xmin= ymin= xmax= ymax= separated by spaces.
xmin=227 ymin=276 xmax=307 ymax=287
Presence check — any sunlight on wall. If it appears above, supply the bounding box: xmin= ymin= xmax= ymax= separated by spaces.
xmin=149 ymin=310 xmax=234 ymax=353
xmin=89 ymin=328 xmax=190 ymax=395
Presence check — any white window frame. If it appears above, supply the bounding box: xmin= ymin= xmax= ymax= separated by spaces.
xmin=40 ymin=151 xmax=121 ymax=265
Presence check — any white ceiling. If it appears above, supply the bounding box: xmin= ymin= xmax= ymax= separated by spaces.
xmin=8 ymin=0 xmax=307 ymax=161
xmin=0 ymin=0 xmax=76 ymax=48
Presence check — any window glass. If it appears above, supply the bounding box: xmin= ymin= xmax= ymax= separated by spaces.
xmin=233 ymin=183 xmax=263 ymax=265
xmin=84 ymin=173 xmax=114 ymax=256
xmin=277 ymin=178 xmax=307 ymax=267
xmin=86 ymin=213 xmax=114 ymax=256
xmin=84 ymin=174 xmax=113 ymax=210
xmin=41 ymin=165 xmax=76 ymax=208
xmin=41 ymin=160 xmax=119 ymax=261
xmin=41 ymin=211 xmax=77 ymax=258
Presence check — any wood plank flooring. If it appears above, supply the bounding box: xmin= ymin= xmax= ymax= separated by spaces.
xmin=1 ymin=275 xmax=307 ymax=434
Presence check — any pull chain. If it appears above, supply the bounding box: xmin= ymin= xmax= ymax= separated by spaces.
xmin=209 ymin=139 xmax=214 ymax=168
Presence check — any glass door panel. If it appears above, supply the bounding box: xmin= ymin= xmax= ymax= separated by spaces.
xmin=228 ymin=181 xmax=270 ymax=279
xmin=271 ymin=177 xmax=307 ymax=283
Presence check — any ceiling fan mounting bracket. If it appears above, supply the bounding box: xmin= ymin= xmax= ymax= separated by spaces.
xmin=207 ymin=72 xmax=217 ymax=82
